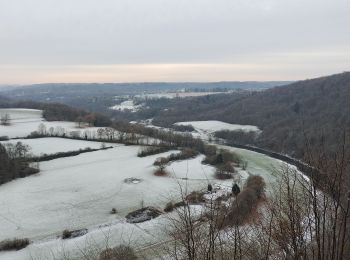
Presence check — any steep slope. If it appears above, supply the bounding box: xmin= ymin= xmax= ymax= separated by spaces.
xmin=153 ymin=72 xmax=350 ymax=157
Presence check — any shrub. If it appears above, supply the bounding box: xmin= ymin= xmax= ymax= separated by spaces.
xmin=245 ymin=175 xmax=266 ymax=199
xmin=153 ymin=168 xmax=168 ymax=176
xmin=62 ymin=229 xmax=88 ymax=239
xmin=214 ymin=162 xmax=235 ymax=179
xmin=164 ymin=200 xmax=187 ymax=213
xmin=186 ymin=191 xmax=205 ymax=204
xmin=208 ymin=183 xmax=213 ymax=192
xmin=221 ymin=150 xmax=241 ymax=165
xmin=153 ymin=157 xmax=169 ymax=167
xmin=28 ymin=131 xmax=45 ymax=138
xmin=232 ymin=183 xmax=241 ymax=196
xmin=219 ymin=162 xmax=235 ymax=173
xmin=153 ymin=156 xmax=169 ymax=176
xmin=137 ymin=146 xmax=172 ymax=157
xmin=203 ymin=145 xmax=217 ymax=156
xmin=242 ymin=160 xmax=248 ymax=170
xmin=99 ymin=245 xmax=138 ymax=260
xmin=0 ymin=238 xmax=30 ymax=251
xmin=203 ymin=149 xmax=241 ymax=166
xmin=31 ymin=147 xmax=107 ymax=162
xmin=18 ymin=167 xmax=40 ymax=178
xmin=173 ymin=201 xmax=186 ymax=208
xmin=62 ymin=229 xmax=71 ymax=239
xmin=168 ymin=148 xmax=199 ymax=162
xmin=214 ymin=169 xmax=233 ymax=180
xmin=221 ymin=175 xmax=266 ymax=227
xmin=181 ymin=148 xmax=198 ymax=158
xmin=164 ymin=202 xmax=174 ymax=212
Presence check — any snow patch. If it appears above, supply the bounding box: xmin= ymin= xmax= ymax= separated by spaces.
xmin=109 ymin=100 xmax=142 ymax=112
xmin=175 ymin=120 xmax=260 ymax=134
xmin=135 ymin=92 xmax=223 ymax=99
xmin=0 ymin=138 xmax=116 ymax=156
xmin=0 ymin=108 xmax=112 ymax=139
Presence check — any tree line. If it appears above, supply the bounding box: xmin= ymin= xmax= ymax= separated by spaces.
xmin=0 ymin=142 xmax=39 ymax=184
xmin=0 ymin=98 xmax=111 ymax=127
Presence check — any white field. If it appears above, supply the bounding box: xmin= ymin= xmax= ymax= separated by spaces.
xmin=0 ymin=138 xmax=117 ymax=156
xmin=110 ymin=92 xmax=223 ymax=112
xmin=0 ymin=146 xmax=216 ymax=241
xmin=0 ymin=108 xmax=112 ymax=139
xmin=0 ymin=141 xmax=290 ymax=260
xmin=175 ymin=120 xmax=261 ymax=134
xmin=110 ymin=100 xmax=142 ymax=112
xmin=0 ymin=109 xmax=291 ymax=260
xmin=0 ymin=145 xmax=218 ymax=259
xmin=0 ymin=108 xmax=43 ymax=123
xmin=135 ymin=91 xmax=223 ymax=99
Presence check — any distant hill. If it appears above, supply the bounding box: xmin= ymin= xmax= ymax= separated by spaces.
xmin=0 ymin=85 xmax=17 ymax=92
xmin=3 ymin=81 xmax=291 ymax=101
xmin=4 ymin=73 xmax=349 ymax=159
xmin=152 ymin=72 xmax=350 ymax=158
xmin=0 ymin=81 xmax=291 ymax=117
xmin=7 ymin=81 xmax=291 ymax=92
xmin=0 ymin=95 xmax=11 ymax=104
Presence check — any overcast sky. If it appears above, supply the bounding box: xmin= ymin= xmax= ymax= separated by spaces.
xmin=0 ymin=0 xmax=349 ymax=84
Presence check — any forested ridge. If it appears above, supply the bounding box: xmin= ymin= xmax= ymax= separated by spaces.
xmin=152 ymin=72 xmax=350 ymax=158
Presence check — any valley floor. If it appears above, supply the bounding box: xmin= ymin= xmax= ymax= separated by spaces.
xmin=0 ymin=138 xmax=288 ymax=260
xmin=0 ymin=109 xmax=296 ymax=260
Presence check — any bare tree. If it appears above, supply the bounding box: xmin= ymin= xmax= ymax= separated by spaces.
xmin=4 ymin=142 xmax=31 ymax=160
xmin=153 ymin=157 xmax=169 ymax=176
xmin=257 ymin=131 xmax=350 ymax=260
xmin=37 ymin=123 xmax=47 ymax=136
xmin=76 ymin=116 xmax=85 ymax=128
xmin=0 ymin=113 xmax=10 ymax=125
xmin=97 ymin=128 xmax=105 ymax=140
xmin=48 ymin=126 xmax=54 ymax=136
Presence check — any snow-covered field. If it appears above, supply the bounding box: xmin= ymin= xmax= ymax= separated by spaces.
xmin=0 ymin=145 xmax=291 ymax=260
xmin=0 ymin=138 xmax=116 ymax=156
xmin=135 ymin=91 xmax=223 ymax=99
xmin=0 ymin=140 xmax=289 ymax=260
xmin=0 ymin=120 xmax=77 ymax=139
xmin=110 ymin=92 xmax=224 ymax=112
xmin=110 ymin=100 xmax=142 ymax=112
xmin=0 ymin=109 xmax=289 ymax=260
xmin=0 ymin=145 xmax=219 ymax=259
xmin=219 ymin=145 xmax=283 ymax=189
xmin=0 ymin=108 xmax=112 ymax=139
xmin=0 ymin=108 xmax=43 ymax=123
xmin=175 ymin=120 xmax=261 ymax=134
xmin=0 ymin=146 xmax=215 ymax=240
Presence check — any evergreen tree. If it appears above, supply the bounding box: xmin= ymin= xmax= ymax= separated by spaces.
xmin=232 ymin=183 xmax=240 ymax=196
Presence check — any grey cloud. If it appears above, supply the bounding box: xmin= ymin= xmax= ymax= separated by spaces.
xmin=0 ymin=0 xmax=349 ymax=82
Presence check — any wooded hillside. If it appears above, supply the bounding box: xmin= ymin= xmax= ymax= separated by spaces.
xmin=152 ymin=72 xmax=350 ymax=158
